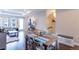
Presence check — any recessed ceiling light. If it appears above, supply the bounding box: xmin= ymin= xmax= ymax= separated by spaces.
xmin=23 ymin=10 xmax=32 ymax=16
xmin=26 ymin=10 xmax=31 ymax=14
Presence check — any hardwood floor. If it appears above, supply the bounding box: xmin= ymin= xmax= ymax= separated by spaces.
xmin=59 ymin=43 xmax=73 ymax=50
xmin=59 ymin=43 xmax=79 ymax=50
xmin=73 ymin=45 xmax=79 ymax=50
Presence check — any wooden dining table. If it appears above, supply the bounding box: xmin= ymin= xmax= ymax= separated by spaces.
xmin=26 ymin=28 xmax=57 ymax=50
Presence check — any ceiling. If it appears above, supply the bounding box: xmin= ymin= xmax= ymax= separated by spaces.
xmin=0 ymin=9 xmax=47 ymax=18
xmin=56 ymin=9 xmax=75 ymax=13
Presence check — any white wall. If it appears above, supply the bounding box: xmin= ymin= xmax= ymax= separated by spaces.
xmin=56 ymin=10 xmax=79 ymax=36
